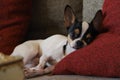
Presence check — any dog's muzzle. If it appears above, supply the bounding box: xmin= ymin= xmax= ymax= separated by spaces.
xmin=73 ymin=40 xmax=87 ymax=49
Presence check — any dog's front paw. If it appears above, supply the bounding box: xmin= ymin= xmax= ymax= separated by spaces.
xmin=24 ymin=67 xmax=44 ymax=79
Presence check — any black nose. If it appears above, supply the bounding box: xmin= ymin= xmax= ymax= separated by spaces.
xmin=75 ymin=40 xmax=84 ymax=49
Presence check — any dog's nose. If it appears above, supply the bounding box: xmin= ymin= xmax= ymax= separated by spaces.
xmin=75 ymin=40 xmax=84 ymax=49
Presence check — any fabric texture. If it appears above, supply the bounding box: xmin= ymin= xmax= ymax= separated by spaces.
xmin=53 ymin=0 xmax=120 ymax=77
xmin=0 ymin=0 xmax=31 ymax=55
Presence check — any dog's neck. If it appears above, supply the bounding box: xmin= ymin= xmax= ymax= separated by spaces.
xmin=63 ymin=41 xmax=76 ymax=55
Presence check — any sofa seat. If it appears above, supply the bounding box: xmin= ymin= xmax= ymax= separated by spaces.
xmin=27 ymin=75 xmax=120 ymax=80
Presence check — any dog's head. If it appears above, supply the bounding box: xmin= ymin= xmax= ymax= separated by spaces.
xmin=64 ymin=5 xmax=104 ymax=49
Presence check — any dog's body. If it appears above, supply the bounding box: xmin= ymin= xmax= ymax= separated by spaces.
xmin=11 ymin=34 xmax=75 ymax=68
xmin=11 ymin=34 xmax=76 ymax=78
xmin=11 ymin=5 xmax=105 ymax=78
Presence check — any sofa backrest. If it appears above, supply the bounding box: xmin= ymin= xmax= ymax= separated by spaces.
xmin=28 ymin=0 xmax=83 ymax=39
xmin=83 ymin=0 xmax=104 ymax=23
xmin=28 ymin=0 xmax=104 ymax=39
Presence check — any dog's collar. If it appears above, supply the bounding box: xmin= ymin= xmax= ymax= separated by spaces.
xmin=63 ymin=41 xmax=68 ymax=55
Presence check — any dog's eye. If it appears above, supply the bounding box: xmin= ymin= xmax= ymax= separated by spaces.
xmin=74 ymin=29 xmax=80 ymax=35
xmin=85 ymin=34 xmax=93 ymax=44
xmin=86 ymin=34 xmax=91 ymax=38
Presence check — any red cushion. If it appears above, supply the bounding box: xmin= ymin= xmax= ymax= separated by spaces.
xmin=0 ymin=0 xmax=31 ymax=55
xmin=53 ymin=0 xmax=120 ymax=77
xmin=102 ymin=0 xmax=120 ymax=35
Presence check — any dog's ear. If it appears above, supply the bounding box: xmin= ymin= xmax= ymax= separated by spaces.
xmin=64 ymin=5 xmax=76 ymax=28
xmin=91 ymin=10 xmax=104 ymax=33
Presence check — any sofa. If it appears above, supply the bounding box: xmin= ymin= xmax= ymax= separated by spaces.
xmin=0 ymin=0 xmax=120 ymax=80
xmin=27 ymin=75 xmax=120 ymax=80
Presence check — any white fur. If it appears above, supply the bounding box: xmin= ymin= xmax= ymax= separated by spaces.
xmin=11 ymin=34 xmax=75 ymax=74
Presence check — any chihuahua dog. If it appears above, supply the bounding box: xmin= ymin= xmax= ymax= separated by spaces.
xmin=11 ymin=5 xmax=104 ymax=78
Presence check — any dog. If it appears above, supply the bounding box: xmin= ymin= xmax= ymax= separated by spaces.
xmin=11 ymin=5 xmax=104 ymax=78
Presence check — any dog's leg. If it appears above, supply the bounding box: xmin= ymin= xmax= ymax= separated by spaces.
xmin=36 ymin=55 xmax=48 ymax=69
xmin=28 ymin=54 xmax=48 ymax=72
xmin=25 ymin=66 xmax=55 ymax=78
xmin=25 ymin=55 xmax=49 ymax=78
xmin=24 ymin=57 xmax=39 ymax=68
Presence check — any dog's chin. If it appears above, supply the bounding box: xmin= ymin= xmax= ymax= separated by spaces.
xmin=69 ymin=42 xmax=84 ymax=49
xmin=72 ymin=41 xmax=86 ymax=49
xmin=73 ymin=45 xmax=84 ymax=49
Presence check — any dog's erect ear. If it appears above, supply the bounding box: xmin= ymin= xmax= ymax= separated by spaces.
xmin=91 ymin=10 xmax=104 ymax=33
xmin=64 ymin=5 xmax=76 ymax=28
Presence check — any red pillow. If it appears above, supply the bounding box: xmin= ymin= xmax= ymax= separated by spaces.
xmin=102 ymin=0 xmax=120 ymax=35
xmin=53 ymin=0 xmax=120 ymax=77
xmin=0 ymin=0 xmax=31 ymax=55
